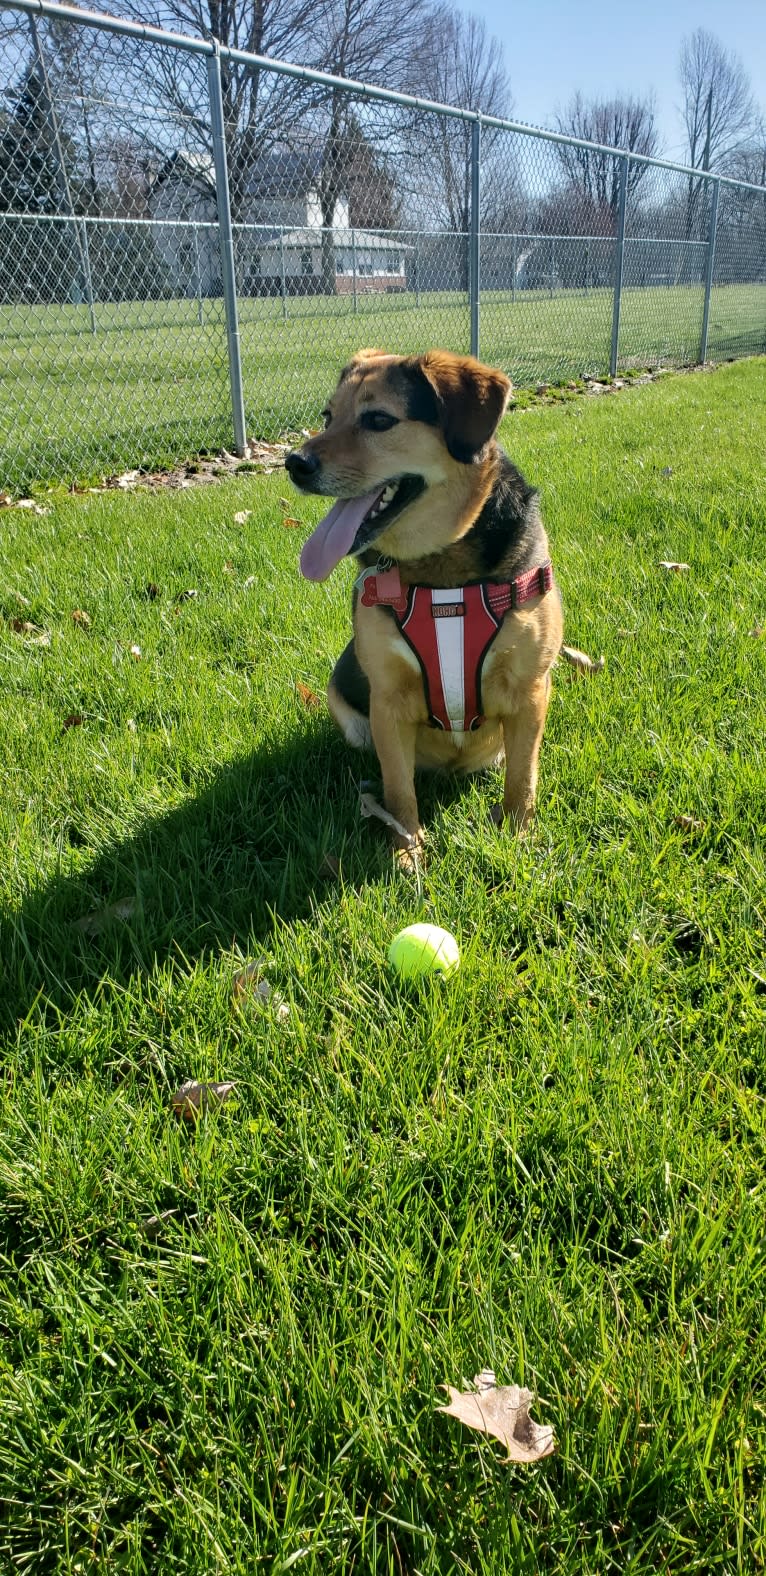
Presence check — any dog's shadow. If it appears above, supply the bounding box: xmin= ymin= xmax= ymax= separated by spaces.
xmin=1 ymin=725 xmax=478 ymax=1031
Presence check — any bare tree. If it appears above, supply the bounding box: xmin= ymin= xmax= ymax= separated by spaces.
xmin=303 ymin=0 xmax=435 ymax=290
xmin=552 ymin=92 xmax=661 ymax=228
xmin=679 ymin=29 xmax=754 ymax=173
xmin=403 ymin=7 xmax=511 ymax=286
xmin=103 ymin=0 xmax=321 ymax=216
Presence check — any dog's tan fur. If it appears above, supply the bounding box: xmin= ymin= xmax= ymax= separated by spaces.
xmin=290 ymin=349 xmax=563 ymax=849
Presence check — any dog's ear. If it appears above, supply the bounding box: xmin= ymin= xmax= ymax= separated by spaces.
xmin=404 ymin=352 xmax=511 ymax=462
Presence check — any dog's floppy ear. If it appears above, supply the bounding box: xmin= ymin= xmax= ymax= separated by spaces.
xmin=404 ymin=351 xmax=511 ymax=462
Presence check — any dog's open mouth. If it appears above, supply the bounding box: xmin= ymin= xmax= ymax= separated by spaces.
xmin=300 ymin=475 xmax=424 ymax=582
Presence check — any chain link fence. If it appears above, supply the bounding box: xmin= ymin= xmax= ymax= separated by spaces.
xmin=1 ymin=0 xmax=765 ymax=489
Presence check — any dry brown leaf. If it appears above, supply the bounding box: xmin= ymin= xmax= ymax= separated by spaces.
xmin=674 ymin=814 xmax=705 ymax=833
xmin=232 ymin=956 xmax=269 ymax=1001
xmin=145 ymin=582 xmax=160 ymax=600
xmin=749 ymin=625 xmax=763 ymax=639
xmin=560 ymin=644 xmax=605 ymax=676
xmin=72 ymin=609 xmax=91 ymax=628
xmin=437 ymin=1370 xmax=555 ymax=1462
xmin=0 ymin=491 xmax=13 ymax=507
xmin=658 ymin=560 xmax=690 ymax=573
xmin=233 ymin=510 xmax=252 ymax=525
xmin=10 ymin=619 xmax=51 ymax=646
xmin=171 ymin=1079 xmax=236 ymax=1119
xmin=297 ymin=681 xmax=321 ymax=708
xmin=74 ymin=896 xmax=135 ymax=934
xmin=282 ymin=516 xmax=302 ymax=529
xmin=62 ymin=713 xmax=84 ymax=731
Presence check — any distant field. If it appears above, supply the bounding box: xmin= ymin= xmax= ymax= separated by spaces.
xmin=1 ymin=282 xmax=764 ymax=489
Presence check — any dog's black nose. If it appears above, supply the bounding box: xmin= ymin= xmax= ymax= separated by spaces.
xmin=285 ymin=449 xmax=321 ymax=486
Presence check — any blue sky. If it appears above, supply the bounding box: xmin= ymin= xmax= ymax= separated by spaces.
xmin=469 ymin=0 xmax=765 ymax=160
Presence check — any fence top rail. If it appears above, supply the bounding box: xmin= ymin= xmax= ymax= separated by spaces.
xmin=3 ymin=0 xmax=766 ymax=197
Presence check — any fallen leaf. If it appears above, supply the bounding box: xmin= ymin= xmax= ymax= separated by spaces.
xmin=171 ymin=1079 xmax=236 ymax=1119
xmin=74 ymin=896 xmax=135 ymax=934
xmin=297 ymin=681 xmax=321 ymax=708
xmin=749 ymin=625 xmax=763 ymax=639
xmin=437 ymin=1370 xmax=555 ymax=1462
xmin=0 ymin=491 xmax=13 ymax=507
xmin=144 ymin=582 xmax=160 ymax=600
xmin=560 ymin=644 xmax=605 ymax=675
xmin=360 ymin=791 xmax=416 ymax=848
xmin=279 ymin=497 xmax=292 ymax=508
xmin=62 ymin=713 xmax=83 ymax=731
xmin=658 ymin=560 xmax=690 ymax=573
xmin=233 ymin=510 xmax=252 ymax=525
xmin=72 ymin=609 xmax=91 ymax=627
xmin=129 ymin=644 xmax=142 ymax=660
xmin=232 ymin=956 xmax=269 ymax=1001
xmin=282 ymin=516 xmax=302 ymax=528
xmin=10 ymin=619 xmax=51 ymax=646
xmin=674 ymin=814 xmax=705 ymax=833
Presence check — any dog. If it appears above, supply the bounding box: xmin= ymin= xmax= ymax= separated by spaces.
xmin=285 ymin=349 xmax=563 ymax=852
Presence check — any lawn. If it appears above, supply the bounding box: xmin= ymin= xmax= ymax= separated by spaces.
xmin=2 ymin=282 xmax=765 ymax=492
xmin=1 ymin=359 xmax=766 ymax=1573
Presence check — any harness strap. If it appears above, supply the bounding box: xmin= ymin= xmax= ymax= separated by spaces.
xmin=359 ymin=559 xmax=554 ymax=733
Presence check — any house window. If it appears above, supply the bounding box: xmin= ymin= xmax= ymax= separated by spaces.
xmin=301 ymin=249 xmax=313 ymax=275
xmin=386 ymin=253 xmax=400 ymax=272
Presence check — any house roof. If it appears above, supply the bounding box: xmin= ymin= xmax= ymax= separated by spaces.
xmin=259 ymin=228 xmax=413 ymax=251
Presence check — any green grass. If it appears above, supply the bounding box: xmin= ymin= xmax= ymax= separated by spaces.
xmin=2 ymin=359 xmax=766 ymax=1572
xmin=2 ymin=283 xmax=765 ymax=491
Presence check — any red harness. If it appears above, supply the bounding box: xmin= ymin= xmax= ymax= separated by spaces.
xmin=360 ymin=560 xmax=554 ymax=732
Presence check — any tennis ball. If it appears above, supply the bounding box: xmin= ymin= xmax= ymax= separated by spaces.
xmin=388 ymin=923 xmax=460 ymax=980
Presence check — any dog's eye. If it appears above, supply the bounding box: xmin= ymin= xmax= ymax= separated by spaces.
xmin=361 ymin=411 xmax=399 ymax=432
xmin=321 ymin=409 xmax=333 ymax=429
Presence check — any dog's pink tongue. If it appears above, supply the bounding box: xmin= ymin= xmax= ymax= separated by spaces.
xmin=300 ymin=489 xmax=382 ymax=581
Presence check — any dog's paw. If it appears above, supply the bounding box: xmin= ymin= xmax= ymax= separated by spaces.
xmin=394 ymin=827 xmax=425 ymax=875
xmin=491 ymin=801 xmax=534 ymax=834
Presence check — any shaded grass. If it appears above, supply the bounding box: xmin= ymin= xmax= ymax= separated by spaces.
xmin=2 ymin=283 xmax=765 ymax=490
xmin=1 ymin=360 xmax=766 ymax=1572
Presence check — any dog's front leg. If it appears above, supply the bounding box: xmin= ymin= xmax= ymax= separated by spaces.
xmin=369 ymin=699 xmax=423 ymax=852
xmin=499 ymin=679 xmax=551 ymax=832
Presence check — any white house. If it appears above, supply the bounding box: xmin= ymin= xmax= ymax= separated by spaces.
xmin=148 ymin=151 xmax=409 ymax=297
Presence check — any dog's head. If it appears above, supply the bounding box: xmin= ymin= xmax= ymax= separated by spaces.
xmin=285 ymin=349 xmax=511 ymax=581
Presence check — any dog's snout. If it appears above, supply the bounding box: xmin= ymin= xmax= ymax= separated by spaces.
xmin=285 ymin=449 xmax=321 ymax=486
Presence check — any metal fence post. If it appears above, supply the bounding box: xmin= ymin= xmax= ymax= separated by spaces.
xmin=78 ymin=219 xmax=97 ymax=334
xmin=206 ymin=43 xmax=247 ymax=455
xmin=610 ymin=154 xmax=629 ymax=378
xmin=512 ymin=234 xmax=517 ymax=304
xmin=415 ymin=232 xmax=420 ymax=308
xmin=352 ymin=229 xmax=358 ymax=314
xmin=193 ymin=224 xmax=204 ymax=326
xmin=699 ymin=176 xmax=720 ymax=364
xmin=469 ymin=117 xmax=481 ymax=358
xmin=279 ymin=229 xmax=287 ymax=320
